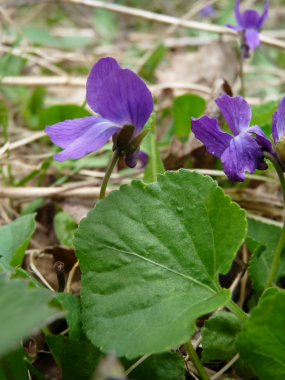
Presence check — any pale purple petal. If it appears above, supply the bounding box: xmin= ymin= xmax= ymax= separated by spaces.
xmin=248 ymin=125 xmax=274 ymax=153
xmin=221 ymin=132 xmax=262 ymax=181
xmin=86 ymin=57 xmax=120 ymax=113
xmin=215 ymin=94 xmax=251 ymax=135
xmin=139 ymin=150 xmax=148 ymax=168
xmin=241 ymin=10 xmax=260 ymax=28
xmin=272 ymin=97 xmax=285 ymax=145
xmin=45 ymin=116 xmax=99 ymax=149
xmin=256 ymin=0 xmax=269 ymax=29
xmin=244 ymin=29 xmax=260 ymax=50
xmin=191 ymin=116 xmax=233 ymax=159
xmin=96 ymin=69 xmax=153 ymax=132
xmin=53 ymin=120 xmax=120 ymax=161
xmin=234 ymin=0 xmax=243 ymax=26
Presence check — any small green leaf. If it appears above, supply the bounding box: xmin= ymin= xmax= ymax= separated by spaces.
xmin=0 ymin=347 xmax=30 ymax=380
xmin=39 ymin=105 xmax=91 ymax=130
xmin=251 ymin=100 xmax=279 ymax=138
xmin=54 ymin=212 xmax=77 ymax=247
xmin=138 ymin=43 xmax=167 ymax=82
xmin=47 ymin=335 xmax=101 ymax=380
xmin=173 ymin=94 xmax=206 ymax=139
xmin=0 ymin=273 xmax=59 ymax=356
xmin=236 ymin=288 xmax=285 ymax=380
xmin=75 ymin=170 xmax=246 ymax=358
xmin=124 ymin=352 xmax=184 ymax=380
xmin=0 ymin=214 xmax=36 ymax=269
xmin=201 ymin=312 xmax=243 ymax=362
xmin=247 ymin=217 xmax=285 ymax=292
xmin=141 ymin=113 xmax=164 ymax=183
xmin=55 ymin=292 xmax=83 ymax=341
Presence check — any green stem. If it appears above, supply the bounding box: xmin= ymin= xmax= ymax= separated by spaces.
xmin=263 ymin=151 xmax=285 ymax=289
xmin=226 ymin=299 xmax=248 ymax=321
xmin=239 ymin=38 xmax=245 ymax=97
xmin=184 ymin=340 xmax=210 ymax=380
xmin=99 ymin=150 xmax=119 ymax=199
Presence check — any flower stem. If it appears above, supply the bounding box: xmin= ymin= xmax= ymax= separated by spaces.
xmin=184 ymin=340 xmax=210 ymax=380
xmin=263 ymin=151 xmax=285 ymax=288
xmin=100 ymin=150 xmax=119 ymax=199
xmin=226 ymin=299 xmax=248 ymax=321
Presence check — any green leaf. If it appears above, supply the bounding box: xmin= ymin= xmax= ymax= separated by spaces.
xmin=251 ymin=100 xmax=279 ymax=138
xmin=0 ymin=214 xmax=36 ymax=269
xmin=0 ymin=347 xmax=29 ymax=379
xmin=173 ymin=94 xmax=206 ymax=139
xmin=236 ymin=288 xmax=285 ymax=380
xmin=247 ymin=217 xmax=285 ymax=292
xmin=47 ymin=335 xmax=101 ymax=380
xmin=55 ymin=292 xmax=83 ymax=341
xmin=141 ymin=113 xmax=164 ymax=183
xmin=0 ymin=273 xmax=59 ymax=356
xmin=0 ymin=100 xmax=9 ymax=141
xmin=124 ymin=352 xmax=184 ymax=380
xmin=75 ymin=170 xmax=246 ymax=358
xmin=54 ymin=212 xmax=77 ymax=247
xmin=138 ymin=43 xmax=167 ymax=82
xmin=39 ymin=105 xmax=91 ymax=130
xmin=201 ymin=312 xmax=243 ymax=362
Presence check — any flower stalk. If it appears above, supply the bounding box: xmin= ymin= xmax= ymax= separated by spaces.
xmin=263 ymin=151 xmax=285 ymax=288
xmin=99 ymin=150 xmax=119 ymax=199
xmin=184 ymin=340 xmax=210 ymax=380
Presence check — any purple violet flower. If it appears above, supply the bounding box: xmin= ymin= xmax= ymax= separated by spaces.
xmin=227 ymin=0 xmax=268 ymax=56
xmin=272 ymin=97 xmax=285 ymax=146
xmin=199 ymin=4 xmax=214 ymax=18
xmin=191 ymin=94 xmax=273 ymax=181
xmin=45 ymin=57 xmax=153 ymax=167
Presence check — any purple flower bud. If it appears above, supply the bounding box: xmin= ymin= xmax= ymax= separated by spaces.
xmin=191 ymin=94 xmax=273 ymax=181
xmin=45 ymin=57 xmax=153 ymax=167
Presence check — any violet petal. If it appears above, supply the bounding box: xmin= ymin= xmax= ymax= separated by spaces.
xmin=53 ymin=119 xmax=120 ymax=161
xmin=96 ymin=68 xmax=153 ymax=132
xmin=215 ymin=94 xmax=251 ymax=135
xmin=234 ymin=0 xmax=243 ymax=26
xmin=256 ymin=0 xmax=269 ymax=29
xmin=86 ymin=57 xmax=120 ymax=114
xmin=241 ymin=10 xmax=261 ymax=28
xmin=248 ymin=125 xmax=274 ymax=153
xmin=191 ymin=116 xmax=233 ymax=159
xmin=272 ymin=97 xmax=285 ymax=145
xmin=45 ymin=116 xmax=100 ymax=149
xmin=244 ymin=29 xmax=260 ymax=50
xmin=221 ymin=132 xmax=262 ymax=181
xmin=226 ymin=24 xmax=243 ymax=31
xmin=125 ymin=149 xmax=140 ymax=168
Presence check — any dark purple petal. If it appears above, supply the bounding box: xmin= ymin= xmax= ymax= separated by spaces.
xmin=234 ymin=0 xmax=243 ymax=26
xmin=86 ymin=57 xmax=120 ymax=113
xmin=45 ymin=116 xmax=99 ymax=149
xmin=52 ymin=119 xmax=120 ymax=161
xmin=248 ymin=125 xmax=274 ymax=153
xmin=241 ymin=10 xmax=261 ymax=28
xmin=256 ymin=0 xmax=269 ymax=29
xmin=191 ymin=116 xmax=233 ymax=159
xmin=221 ymin=132 xmax=262 ymax=181
xmin=215 ymin=94 xmax=251 ymax=135
xmin=244 ymin=29 xmax=260 ymax=50
xmin=272 ymin=97 xmax=285 ymax=145
xmin=125 ymin=148 xmax=140 ymax=168
xmin=95 ymin=68 xmax=153 ymax=132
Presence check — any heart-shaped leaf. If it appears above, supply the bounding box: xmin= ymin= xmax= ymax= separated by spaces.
xmin=75 ymin=170 xmax=246 ymax=358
